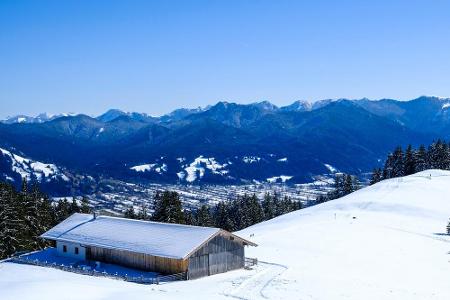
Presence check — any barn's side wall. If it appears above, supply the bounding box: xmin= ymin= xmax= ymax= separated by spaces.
xmin=56 ymin=241 xmax=86 ymax=260
xmin=188 ymin=234 xmax=245 ymax=280
xmin=86 ymin=246 xmax=188 ymax=274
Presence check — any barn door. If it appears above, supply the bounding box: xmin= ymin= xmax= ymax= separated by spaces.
xmin=188 ymin=254 xmax=209 ymax=279
xmin=208 ymin=253 xmax=228 ymax=275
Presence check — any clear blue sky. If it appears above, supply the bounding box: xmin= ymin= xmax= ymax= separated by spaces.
xmin=1 ymin=0 xmax=450 ymax=118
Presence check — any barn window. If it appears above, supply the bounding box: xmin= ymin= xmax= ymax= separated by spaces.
xmin=75 ymin=247 xmax=79 ymax=255
xmin=63 ymin=245 xmax=67 ymax=252
xmin=230 ymin=236 xmax=234 ymax=240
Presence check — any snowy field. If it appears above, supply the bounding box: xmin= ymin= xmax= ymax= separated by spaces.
xmin=1 ymin=169 xmax=450 ymax=300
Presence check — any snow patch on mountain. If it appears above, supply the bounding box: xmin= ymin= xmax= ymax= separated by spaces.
xmin=266 ymin=175 xmax=293 ymax=183
xmin=243 ymin=156 xmax=261 ymax=164
xmin=130 ymin=163 xmax=167 ymax=174
xmin=181 ymin=156 xmax=229 ymax=182
xmin=442 ymin=103 xmax=450 ymax=109
xmin=277 ymin=157 xmax=288 ymax=162
xmin=0 ymin=148 xmax=68 ymax=182
xmin=324 ymin=163 xmax=338 ymax=173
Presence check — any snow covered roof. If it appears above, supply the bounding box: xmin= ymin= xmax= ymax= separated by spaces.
xmin=41 ymin=213 xmax=255 ymax=259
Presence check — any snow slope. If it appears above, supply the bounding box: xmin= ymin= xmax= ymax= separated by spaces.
xmin=1 ymin=170 xmax=450 ymax=300
xmin=0 ymin=148 xmax=69 ymax=182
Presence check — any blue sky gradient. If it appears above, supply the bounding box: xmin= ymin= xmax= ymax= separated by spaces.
xmin=1 ymin=0 xmax=450 ymax=118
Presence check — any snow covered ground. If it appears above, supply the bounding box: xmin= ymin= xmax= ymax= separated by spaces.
xmin=1 ymin=170 xmax=450 ymax=299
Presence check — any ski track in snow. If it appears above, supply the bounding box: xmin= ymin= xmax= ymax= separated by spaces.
xmin=223 ymin=261 xmax=288 ymax=300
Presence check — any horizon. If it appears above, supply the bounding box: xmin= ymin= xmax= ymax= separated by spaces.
xmin=2 ymin=1 xmax=450 ymax=119
xmin=2 ymin=95 xmax=450 ymax=120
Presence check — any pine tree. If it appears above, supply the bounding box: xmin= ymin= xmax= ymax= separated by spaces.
xmin=213 ymin=202 xmax=234 ymax=231
xmin=0 ymin=182 xmax=22 ymax=258
xmin=80 ymin=197 xmax=91 ymax=213
xmin=20 ymin=183 xmax=42 ymax=250
xmin=247 ymin=194 xmax=264 ymax=225
xmin=404 ymin=145 xmax=416 ymax=175
xmin=315 ymin=194 xmax=328 ymax=204
xmin=343 ymin=174 xmax=354 ymax=195
xmin=183 ymin=209 xmax=195 ymax=226
xmin=382 ymin=153 xmax=394 ymax=179
xmin=137 ymin=202 xmax=150 ymax=220
xmin=415 ymin=145 xmax=428 ymax=172
xmin=262 ymin=193 xmax=276 ymax=220
xmin=195 ymin=205 xmax=213 ymax=227
xmin=124 ymin=206 xmax=136 ymax=219
xmin=391 ymin=146 xmax=405 ymax=177
xmin=329 ymin=174 xmax=344 ymax=199
xmin=370 ymin=168 xmax=382 ymax=185
xmin=70 ymin=197 xmax=80 ymax=214
xmin=151 ymin=191 xmax=185 ymax=224
xmin=55 ymin=198 xmax=71 ymax=222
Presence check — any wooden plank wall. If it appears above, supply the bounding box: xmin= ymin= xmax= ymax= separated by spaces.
xmin=87 ymin=246 xmax=188 ymax=274
xmin=188 ymin=234 xmax=245 ymax=279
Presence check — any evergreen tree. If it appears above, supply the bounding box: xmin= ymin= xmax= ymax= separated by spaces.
xmin=124 ymin=206 xmax=136 ymax=219
xmin=262 ymin=193 xmax=276 ymax=220
xmin=315 ymin=194 xmax=328 ymax=204
xmin=391 ymin=146 xmax=405 ymax=177
xmin=415 ymin=145 xmax=428 ymax=172
xmin=70 ymin=197 xmax=80 ymax=214
xmin=183 ymin=209 xmax=195 ymax=226
xmin=382 ymin=153 xmax=394 ymax=179
xmin=0 ymin=182 xmax=22 ymax=257
xmin=195 ymin=205 xmax=213 ymax=227
xmin=247 ymin=194 xmax=264 ymax=225
xmin=80 ymin=197 xmax=91 ymax=213
xmin=370 ymin=168 xmax=382 ymax=185
xmin=343 ymin=175 xmax=354 ymax=195
xmin=213 ymin=202 xmax=234 ymax=231
xmin=55 ymin=198 xmax=71 ymax=222
xmin=403 ymin=145 xmax=416 ymax=175
xmin=151 ymin=191 xmax=185 ymax=224
xmin=137 ymin=202 xmax=150 ymax=220
xmin=20 ymin=183 xmax=42 ymax=250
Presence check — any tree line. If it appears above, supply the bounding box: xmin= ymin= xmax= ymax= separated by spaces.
xmin=315 ymin=173 xmax=361 ymax=203
xmin=124 ymin=190 xmax=302 ymax=232
xmin=370 ymin=139 xmax=450 ymax=184
xmin=0 ymin=181 xmax=90 ymax=259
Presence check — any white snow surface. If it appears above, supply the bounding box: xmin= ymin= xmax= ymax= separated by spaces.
xmin=0 ymin=147 xmax=67 ymax=182
xmin=182 ymin=156 xmax=229 ymax=182
xmin=3 ymin=170 xmax=450 ymax=299
xmin=266 ymin=175 xmax=293 ymax=183
xmin=242 ymin=156 xmax=261 ymax=163
xmin=41 ymin=213 xmax=220 ymax=259
xmin=130 ymin=163 xmax=167 ymax=174
xmin=324 ymin=163 xmax=338 ymax=173
xmin=130 ymin=163 xmax=155 ymax=172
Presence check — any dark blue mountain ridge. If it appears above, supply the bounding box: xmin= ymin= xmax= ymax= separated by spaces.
xmin=0 ymin=96 xmax=448 ymax=192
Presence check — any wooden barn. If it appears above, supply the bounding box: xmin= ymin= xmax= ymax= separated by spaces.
xmin=41 ymin=213 xmax=257 ymax=279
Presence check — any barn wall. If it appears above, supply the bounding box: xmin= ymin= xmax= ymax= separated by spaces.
xmin=56 ymin=241 xmax=86 ymax=260
xmin=188 ymin=234 xmax=245 ymax=279
xmin=86 ymin=246 xmax=188 ymax=274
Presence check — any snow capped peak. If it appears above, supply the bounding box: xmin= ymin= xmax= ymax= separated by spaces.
xmin=2 ymin=112 xmax=77 ymax=124
xmin=281 ymin=100 xmax=312 ymax=112
xmin=251 ymin=100 xmax=278 ymax=111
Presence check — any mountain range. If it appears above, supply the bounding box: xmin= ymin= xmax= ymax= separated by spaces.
xmin=1 ymin=96 xmax=450 ymax=193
